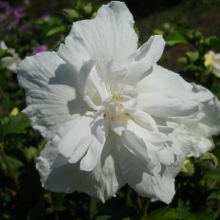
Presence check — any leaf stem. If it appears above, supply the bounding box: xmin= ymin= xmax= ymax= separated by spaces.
xmin=0 ymin=144 xmax=18 ymax=185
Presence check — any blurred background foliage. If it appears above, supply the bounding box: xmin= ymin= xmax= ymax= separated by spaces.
xmin=1 ymin=0 xmax=220 ymax=219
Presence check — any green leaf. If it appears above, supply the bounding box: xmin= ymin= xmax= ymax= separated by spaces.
xmin=29 ymin=198 xmax=46 ymax=220
xmin=202 ymin=166 xmax=220 ymax=182
xmin=34 ymin=18 xmax=45 ymax=25
xmin=165 ymin=32 xmax=189 ymax=46
xmin=0 ymin=49 xmax=13 ymax=59
xmin=186 ymin=51 xmax=199 ymax=62
xmin=63 ymin=9 xmax=79 ymax=18
xmin=147 ymin=207 xmax=180 ymax=220
xmin=47 ymin=13 xmax=65 ymax=25
xmin=52 ymin=193 xmax=66 ymax=212
xmin=178 ymin=200 xmax=196 ymax=220
xmin=207 ymin=190 xmax=220 ymax=200
xmin=186 ymin=63 xmax=205 ymax=72
xmin=89 ymin=197 xmax=99 ymax=219
xmin=45 ymin=25 xmax=67 ymax=37
xmin=0 ymin=154 xmax=24 ymax=174
xmin=206 ymin=37 xmax=220 ymax=49
xmin=3 ymin=113 xmax=30 ymax=140
xmin=194 ymin=209 xmax=215 ymax=220
xmin=178 ymin=200 xmax=215 ymax=220
xmin=5 ymin=148 xmax=28 ymax=166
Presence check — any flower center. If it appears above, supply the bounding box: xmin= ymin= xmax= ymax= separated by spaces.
xmin=103 ymin=89 xmax=125 ymax=120
xmin=112 ymin=91 xmax=124 ymax=103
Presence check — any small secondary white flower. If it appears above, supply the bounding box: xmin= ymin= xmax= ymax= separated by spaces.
xmin=204 ymin=51 xmax=220 ymax=77
xmin=0 ymin=41 xmax=21 ymax=73
xmin=17 ymin=2 xmax=218 ymax=203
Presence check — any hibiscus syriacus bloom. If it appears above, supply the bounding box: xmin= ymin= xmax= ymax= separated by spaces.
xmin=17 ymin=2 xmax=220 ymax=203
xmin=0 ymin=41 xmax=21 ymax=73
xmin=204 ymin=51 xmax=220 ymax=77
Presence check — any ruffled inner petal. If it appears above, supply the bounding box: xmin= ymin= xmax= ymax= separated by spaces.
xmin=121 ymin=35 xmax=165 ymax=85
xmin=58 ymin=111 xmax=95 ymax=162
xmin=120 ymin=85 xmax=138 ymax=116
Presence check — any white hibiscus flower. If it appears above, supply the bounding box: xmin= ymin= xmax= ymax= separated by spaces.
xmin=17 ymin=2 xmax=217 ymax=203
xmin=0 ymin=41 xmax=21 ymax=73
xmin=204 ymin=51 xmax=220 ymax=77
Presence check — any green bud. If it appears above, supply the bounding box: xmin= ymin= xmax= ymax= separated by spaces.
xmin=163 ymin=23 xmax=170 ymax=30
xmin=154 ymin=29 xmax=164 ymax=35
xmin=198 ymin=153 xmax=218 ymax=171
xmin=83 ymin=3 xmax=92 ymax=16
xmin=179 ymin=158 xmax=195 ymax=177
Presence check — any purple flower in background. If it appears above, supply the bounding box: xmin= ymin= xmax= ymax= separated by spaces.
xmin=0 ymin=1 xmax=11 ymax=23
xmin=42 ymin=12 xmax=51 ymax=20
xmin=12 ymin=7 xmax=24 ymax=24
xmin=33 ymin=45 xmax=48 ymax=55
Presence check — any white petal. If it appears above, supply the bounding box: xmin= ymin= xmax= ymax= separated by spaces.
xmin=88 ymin=65 xmax=109 ymax=104
xmin=76 ymin=59 xmax=106 ymax=110
xmin=106 ymin=59 xmax=127 ymax=87
xmin=120 ymin=85 xmax=138 ymax=116
xmin=37 ymin=131 xmax=125 ymax=202
xmin=77 ymin=59 xmax=96 ymax=96
xmin=109 ymin=120 xmax=124 ymax=136
xmin=120 ymin=130 xmax=148 ymax=158
xmin=165 ymin=127 xmax=190 ymax=179
xmin=120 ymin=130 xmax=160 ymax=174
xmin=80 ymin=114 xmax=109 ymax=171
xmin=17 ymin=52 xmax=88 ymax=140
xmin=188 ymin=136 xmax=212 ymax=158
xmin=51 ymin=153 xmax=68 ymax=169
xmin=123 ymin=116 xmax=170 ymax=146
xmin=185 ymin=96 xmax=220 ymax=137
xmin=69 ymin=2 xmax=138 ymax=80
xmin=117 ymin=123 xmax=190 ymax=204
xmin=158 ymin=147 xmax=175 ymax=166
xmin=134 ymin=110 xmax=158 ymax=132
xmin=137 ymin=65 xmax=213 ymax=120
xmin=166 ymin=122 xmax=191 ymax=156
xmin=80 ymin=137 xmax=104 ymax=172
xmin=58 ymin=36 xmax=89 ymax=73
xmin=95 ymin=111 xmax=109 ymax=143
xmin=138 ymin=92 xmax=201 ymax=119
xmin=121 ymin=35 xmax=165 ymax=85
xmin=116 ymin=139 xmax=173 ymax=204
xmin=103 ymin=97 xmax=121 ymax=118
xmin=58 ymin=111 xmax=95 ymax=162
xmin=84 ymin=96 xmax=101 ymax=111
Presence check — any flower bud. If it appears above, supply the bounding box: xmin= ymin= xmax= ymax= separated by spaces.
xmin=198 ymin=153 xmax=218 ymax=171
xmin=179 ymin=158 xmax=195 ymax=177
